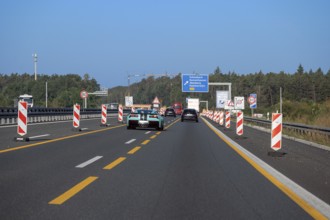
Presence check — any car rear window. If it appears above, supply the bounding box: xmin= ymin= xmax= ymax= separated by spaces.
xmin=183 ymin=109 xmax=196 ymax=114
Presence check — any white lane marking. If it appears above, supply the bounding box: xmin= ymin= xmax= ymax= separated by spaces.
xmin=145 ymin=131 xmax=151 ymax=134
xmin=80 ymin=128 xmax=88 ymax=131
xmin=76 ymin=156 xmax=103 ymax=168
xmin=125 ymin=139 xmax=136 ymax=144
xmin=28 ymin=134 xmax=50 ymax=139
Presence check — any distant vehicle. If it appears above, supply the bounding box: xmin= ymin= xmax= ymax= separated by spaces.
xmin=127 ymin=109 xmax=164 ymax=130
xmin=165 ymin=107 xmax=176 ymax=117
xmin=181 ymin=108 xmax=199 ymax=122
xmin=107 ymin=103 xmax=118 ymax=110
xmin=18 ymin=94 xmax=33 ymax=108
xmin=187 ymin=98 xmax=199 ymax=113
xmin=173 ymin=102 xmax=183 ymax=115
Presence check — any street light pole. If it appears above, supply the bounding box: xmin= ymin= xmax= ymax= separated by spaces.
xmin=46 ymin=81 xmax=48 ymax=108
xmin=33 ymin=53 xmax=37 ymax=80
xmin=280 ymin=87 xmax=282 ymax=113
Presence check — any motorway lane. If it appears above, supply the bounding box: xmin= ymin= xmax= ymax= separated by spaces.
xmin=0 ymin=117 xmax=176 ymax=219
xmin=0 ymin=116 xmax=125 ymax=150
xmin=203 ymin=116 xmax=330 ymax=205
xmin=0 ymin=116 xmax=324 ymax=219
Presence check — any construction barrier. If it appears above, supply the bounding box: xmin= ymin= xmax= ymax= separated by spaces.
xmin=271 ymin=113 xmax=282 ymax=151
xmin=219 ymin=111 xmax=224 ymax=126
xmin=17 ymin=101 xmax=28 ymax=137
xmin=215 ymin=111 xmax=220 ymax=123
xmin=225 ymin=111 xmax=231 ymax=128
xmin=101 ymin=104 xmax=107 ymax=125
xmin=236 ymin=111 xmax=243 ymax=136
xmin=118 ymin=104 xmax=123 ymax=123
xmin=73 ymin=104 xmax=80 ymax=128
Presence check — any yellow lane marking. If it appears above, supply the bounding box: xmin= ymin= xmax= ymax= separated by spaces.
xmin=141 ymin=140 xmax=150 ymax=145
xmin=0 ymin=124 xmax=126 ymax=154
xmin=103 ymin=157 xmax=126 ymax=170
xmin=150 ymin=135 xmax=157 ymax=139
xmin=49 ymin=176 xmax=98 ymax=205
xmin=202 ymin=117 xmax=328 ymax=220
xmin=127 ymin=146 xmax=141 ymax=155
xmin=156 ymin=132 xmax=161 ymax=135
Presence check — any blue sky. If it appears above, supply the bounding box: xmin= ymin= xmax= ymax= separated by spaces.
xmin=1 ymin=0 xmax=329 ymax=88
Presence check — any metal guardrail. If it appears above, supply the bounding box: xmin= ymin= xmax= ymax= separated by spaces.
xmin=0 ymin=107 xmax=131 ymax=125
xmin=244 ymin=116 xmax=330 ymax=143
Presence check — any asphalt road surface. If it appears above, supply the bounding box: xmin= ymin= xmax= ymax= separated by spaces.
xmin=0 ymin=116 xmax=329 ymax=219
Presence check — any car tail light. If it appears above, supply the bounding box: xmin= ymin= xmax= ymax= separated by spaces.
xmin=149 ymin=115 xmax=158 ymax=118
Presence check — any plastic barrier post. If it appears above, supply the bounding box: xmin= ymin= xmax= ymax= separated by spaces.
xmin=225 ymin=111 xmax=231 ymax=128
xmin=15 ymin=101 xmax=29 ymax=141
xmin=73 ymin=104 xmax=81 ymax=131
xmin=236 ymin=111 xmax=243 ymax=136
xmin=118 ymin=104 xmax=123 ymax=123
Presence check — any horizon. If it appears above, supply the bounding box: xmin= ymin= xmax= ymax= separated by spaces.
xmin=1 ymin=0 xmax=329 ymax=89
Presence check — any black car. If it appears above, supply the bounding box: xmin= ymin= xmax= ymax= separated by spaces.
xmin=181 ymin=108 xmax=198 ymax=122
xmin=165 ymin=108 xmax=176 ymax=117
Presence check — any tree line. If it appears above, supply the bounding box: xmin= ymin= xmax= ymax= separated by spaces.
xmin=110 ymin=65 xmax=330 ymax=109
xmin=0 ymin=73 xmax=100 ymax=108
xmin=1 ymin=65 xmax=330 ymax=113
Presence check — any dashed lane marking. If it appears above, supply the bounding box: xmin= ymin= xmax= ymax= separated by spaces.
xmin=103 ymin=157 xmax=126 ymax=170
xmin=141 ymin=140 xmax=150 ymax=145
xmin=76 ymin=156 xmax=103 ymax=168
xmin=125 ymin=139 xmax=136 ymax=144
xmin=28 ymin=134 xmax=50 ymax=139
xmin=127 ymin=146 xmax=141 ymax=155
xmin=49 ymin=176 xmax=98 ymax=205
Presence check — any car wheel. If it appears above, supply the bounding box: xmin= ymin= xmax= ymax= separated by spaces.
xmin=181 ymin=119 xmax=184 ymax=122
xmin=127 ymin=126 xmax=131 ymax=129
xmin=158 ymin=124 xmax=164 ymax=131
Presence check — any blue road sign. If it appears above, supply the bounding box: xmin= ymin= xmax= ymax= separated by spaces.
xmin=249 ymin=93 xmax=257 ymax=109
xmin=182 ymin=74 xmax=209 ymax=92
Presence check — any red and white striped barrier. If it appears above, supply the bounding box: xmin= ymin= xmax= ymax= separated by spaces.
xmin=215 ymin=111 xmax=219 ymax=123
xmin=271 ymin=113 xmax=282 ymax=151
xmin=118 ymin=104 xmax=123 ymax=123
xmin=17 ymin=101 xmax=28 ymax=137
xmin=213 ymin=111 xmax=217 ymax=122
xmin=219 ymin=111 xmax=224 ymax=126
xmin=225 ymin=111 xmax=231 ymax=128
xmin=236 ymin=111 xmax=243 ymax=136
xmin=73 ymin=104 xmax=80 ymax=128
xmin=101 ymin=104 xmax=107 ymax=125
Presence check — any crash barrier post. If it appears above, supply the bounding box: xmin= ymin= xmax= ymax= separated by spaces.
xmin=225 ymin=111 xmax=231 ymax=128
xmin=236 ymin=111 xmax=243 ymax=136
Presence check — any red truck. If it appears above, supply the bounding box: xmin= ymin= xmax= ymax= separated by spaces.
xmin=172 ymin=102 xmax=183 ymax=115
